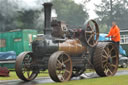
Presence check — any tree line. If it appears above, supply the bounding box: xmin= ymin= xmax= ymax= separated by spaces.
xmin=0 ymin=0 xmax=128 ymax=33
xmin=0 ymin=0 xmax=88 ymax=33
xmin=95 ymin=0 xmax=128 ymax=32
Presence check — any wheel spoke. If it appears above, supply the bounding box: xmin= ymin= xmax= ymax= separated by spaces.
xmin=86 ymin=31 xmax=93 ymax=34
xmin=58 ymin=70 xmax=61 ymax=74
xmin=104 ymin=67 xmax=108 ymax=74
xmin=102 ymin=54 xmax=108 ymax=59
xmin=106 ymin=47 xmax=110 ymax=55
xmin=57 ymin=70 xmax=62 ymax=75
xmin=87 ymin=23 xmax=92 ymax=30
xmin=64 ymin=58 xmax=70 ymax=64
xmin=110 ymin=47 xmax=114 ymax=53
xmin=59 ymin=54 xmax=64 ymax=63
xmin=103 ymin=63 xmax=108 ymax=68
xmin=27 ymin=71 xmax=30 ymax=78
xmin=104 ymin=67 xmax=112 ymax=75
xmin=87 ymin=34 xmax=94 ymax=43
xmin=106 ymin=47 xmax=109 ymax=52
xmin=110 ymin=64 xmax=117 ymax=68
xmin=103 ymin=49 xmax=109 ymax=58
xmin=65 ymin=69 xmax=70 ymax=74
xmin=102 ymin=59 xmax=107 ymax=63
xmin=61 ymin=76 xmax=65 ymax=81
xmin=57 ymin=60 xmax=63 ymax=66
xmin=92 ymin=36 xmax=95 ymax=44
xmin=112 ymin=55 xmax=117 ymax=58
xmin=107 ymin=69 xmax=113 ymax=75
xmin=56 ymin=65 xmax=62 ymax=70
xmin=88 ymin=22 xmax=94 ymax=31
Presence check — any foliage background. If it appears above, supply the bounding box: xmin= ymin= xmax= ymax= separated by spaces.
xmin=0 ymin=0 xmax=128 ymax=33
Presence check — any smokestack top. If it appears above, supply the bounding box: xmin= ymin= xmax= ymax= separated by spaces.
xmin=43 ymin=2 xmax=53 ymax=35
xmin=43 ymin=3 xmax=53 ymax=7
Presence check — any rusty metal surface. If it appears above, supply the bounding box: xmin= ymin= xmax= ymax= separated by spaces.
xmin=93 ymin=42 xmax=119 ymax=76
xmin=48 ymin=51 xmax=72 ymax=82
xmin=59 ymin=39 xmax=86 ymax=55
xmin=15 ymin=52 xmax=38 ymax=81
xmin=15 ymin=2 xmax=116 ymax=83
xmin=85 ymin=20 xmax=99 ymax=47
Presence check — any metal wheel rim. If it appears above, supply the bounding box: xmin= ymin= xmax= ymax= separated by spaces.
xmin=56 ymin=53 xmax=72 ymax=81
xmin=102 ymin=44 xmax=118 ymax=76
xmin=85 ymin=20 xmax=99 ymax=47
xmin=48 ymin=51 xmax=72 ymax=82
xmin=15 ymin=52 xmax=38 ymax=81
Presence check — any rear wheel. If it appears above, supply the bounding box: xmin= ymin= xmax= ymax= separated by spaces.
xmin=93 ymin=42 xmax=119 ymax=76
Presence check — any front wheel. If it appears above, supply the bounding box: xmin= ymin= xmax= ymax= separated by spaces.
xmin=15 ymin=52 xmax=38 ymax=81
xmin=48 ymin=51 xmax=72 ymax=82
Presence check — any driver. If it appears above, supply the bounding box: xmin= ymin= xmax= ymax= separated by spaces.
xmin=106 ymin=21 xmax=120 ymax=50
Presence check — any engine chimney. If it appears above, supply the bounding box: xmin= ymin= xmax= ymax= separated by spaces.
xmin=43 ymin=3 xmax=53 ymax=35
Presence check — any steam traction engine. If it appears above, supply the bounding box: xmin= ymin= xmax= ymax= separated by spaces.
xmin=15 ymin=3 xmax=119 ymax=82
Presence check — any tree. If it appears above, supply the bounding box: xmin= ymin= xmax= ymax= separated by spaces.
xmin=95 ymin=0 xmax=128 ymax=32
xmin=17 ymin=10 xmax=41 ymax=30
xmin=52 ymin=0 xmax=89 ymax=28
xmin=0 ymin=0 xmax=19 ymax=32
xmin=0 ymin=0 xmax=89 ymax=32
xmin=0 ymin=0 xmax=44 ymax=32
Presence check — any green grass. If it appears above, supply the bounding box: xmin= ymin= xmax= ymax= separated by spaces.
xmin=0 ymin=71 xmax=49 ymax=80
xmin=0 ymin=68 xmax=128 ymax=81
xmin=118 ymin=68 xmax=128 ymax=71
xmin=0 ymin=71 xmax=18 ymax=80
xmin=42 ymin=75 xmax=128 ymax=85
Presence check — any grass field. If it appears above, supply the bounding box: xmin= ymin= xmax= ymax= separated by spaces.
xmin=0 ymin=71 xmax=49 ymax=80
xmin=118 ymin=68 xmax=128 ymax=71
xmin=41 ymin=75 xmax=128 ymax=85
xmin=0 ymin=68 xmax=128 ymax=80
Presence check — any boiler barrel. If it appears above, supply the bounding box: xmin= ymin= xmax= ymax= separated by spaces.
xmin=59 ymin=39 xmax=86 ymax=55
xmin=32 ymin=39 xmax=86 ymax=57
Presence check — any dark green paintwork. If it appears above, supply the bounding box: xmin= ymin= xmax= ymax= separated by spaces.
xmin=0 ymin=29 xmax=37 ymax=55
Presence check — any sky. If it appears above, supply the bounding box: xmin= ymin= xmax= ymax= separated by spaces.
xmin=21 ymin=0 xmax=102 ymax=19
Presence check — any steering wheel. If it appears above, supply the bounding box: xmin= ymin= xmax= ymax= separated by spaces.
xmin=85 ymin=20 xmax=99 ymax=47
